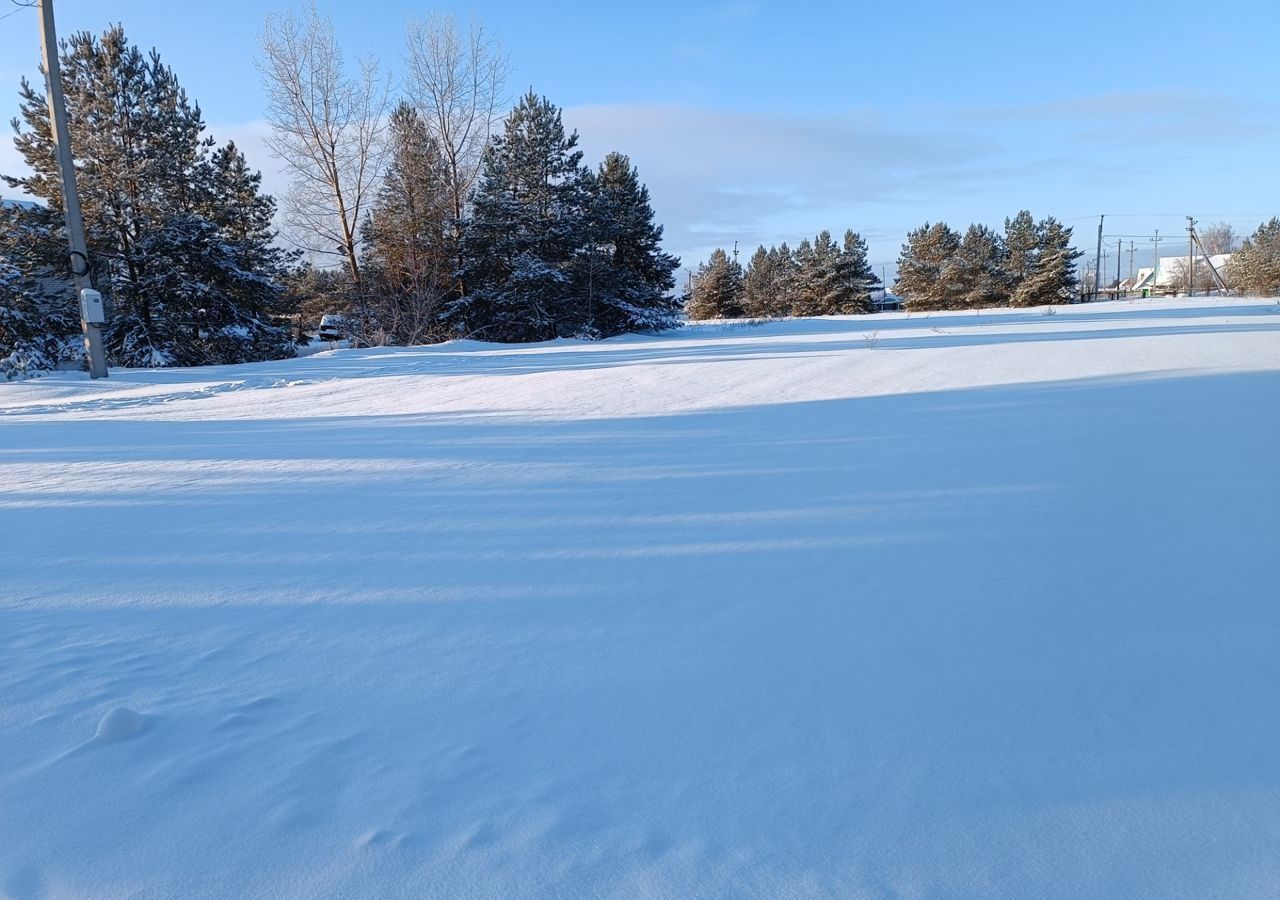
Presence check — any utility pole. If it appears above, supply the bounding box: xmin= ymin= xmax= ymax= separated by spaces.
xmin=1150 ymin=229 xmax=1163 ymax=294
xmin=1128 ymin=240 xmax=1136 ymax=282
xmin=1185 ymin=216 xmax=1196 ymax=297
xmin=1116 ymin=238 xmax=1122 ymax=299
xmin=39 ymin=0 xmax=107 ymax=378
xmin=1092 ymin=214 xmax=1104 ymax=302
xmin=1187 ymin=224 xmax=1230 ymax=294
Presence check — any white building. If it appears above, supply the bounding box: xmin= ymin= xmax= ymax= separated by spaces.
xmin=1130 ymin=253 xmax=1232 ymax=294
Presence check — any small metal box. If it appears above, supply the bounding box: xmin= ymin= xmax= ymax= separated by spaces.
xmin=79 ymin=288 xmax=105 ymax=324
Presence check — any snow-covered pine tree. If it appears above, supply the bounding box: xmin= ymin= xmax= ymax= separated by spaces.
xmin=198 ymin=141 xmax=285 ymax=268
xmin=120 ymin=214 xmax=294 ymax=366
xmin=1013 ymin=217 xmax=1081 ymax=307
xmin=808 ymin=230 xmax=847 ymax=315
xmin=452 ymin=91 xmax=590 ymax=341
xmin=1003 ymin=210 xmax=1038 ymax=298
xmin=0 ymin=207 xmax=79 ymax=379
xmin=1226 ymin=218 xmax=1280 ymax=296
xmin=360 ymin=102 xmax=454 ymax=345
xmin=573 ymin=152 xmax=680 ymax=337
xmin=790 ymin=238 xmax=819 ymax=315
xmin=770 ymin=243 xmax=798 ymax=316
xmin=686 ymin=248 xmax=744 ymax=319
xmin=0 ymin=253 xmax=45 ymax=380
xmin=895 ymin=222 xmax=960 ymax=310
xmin=5 ymin=26 xmax=292 ymax=366
xmin=743 ymin=245 xmax=775 ymax=318
xmin=951 ymin=223 xmax=1009 ymax=309
xmin=835 ymin=229 xmax=879 ymax=314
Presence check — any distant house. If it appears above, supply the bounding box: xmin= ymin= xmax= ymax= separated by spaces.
xmin=0 ymin=196 xmax=40 ymax=212
xmin=1130 ymin=253 xmax=1232 ymax=295
xmin=871 ymin=290 xmax=903 ymax=312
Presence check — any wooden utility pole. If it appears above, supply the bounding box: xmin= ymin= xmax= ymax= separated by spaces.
xmin=39 ymin=0 xmax=107 ymax=378
xmin=1187 ymin=222 xmax=1230 ymax=293
xmin=1150 ymin=229 xmax=1163 ymax=294
xmin=1092 ymin=215 xmax=1105 ymax=301
xmin=1185 ymin=216 xmax=1196 ymax=297
xmin=1115 ymin=238 xmax=1122 ymax=299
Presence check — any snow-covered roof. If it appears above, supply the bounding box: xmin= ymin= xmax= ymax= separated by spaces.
xmin=0 ymin=197 xmax=40 ymax=210
xmin=1132 ymin=253 xmax=1232 ymax=289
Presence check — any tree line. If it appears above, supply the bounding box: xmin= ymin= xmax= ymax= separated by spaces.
xmin=686 ymin=214 xmax=1280 ymax=322
xmin=6 ymin=11 xmax=1280 ymax=378
xmin=1 ymin=10 xmax=678 ymax=376
xmin=685 ymin=212 xmax=1085 ymax=320
xmin=895 ymin=213 xmax=1082 ymax=310
xmin=688 ymin=230 xmax=881 ymax=320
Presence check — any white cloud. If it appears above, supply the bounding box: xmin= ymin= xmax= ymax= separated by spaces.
xmin=563 ymin=103 xmax=1007 ymax=267
xmin=8 ymin=91 xmax=1273 ymax=274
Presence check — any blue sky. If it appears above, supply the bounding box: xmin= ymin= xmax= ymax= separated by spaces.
xmin=2 ymin=0 xmax=1278 ymax=276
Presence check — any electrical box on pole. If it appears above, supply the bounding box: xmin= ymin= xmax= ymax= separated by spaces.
xmin=79 ymin=288 xmax=105 ymax=324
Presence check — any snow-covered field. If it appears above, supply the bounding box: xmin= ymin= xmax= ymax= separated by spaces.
xmin=3 ymin=297 xmax=1279 ymax=899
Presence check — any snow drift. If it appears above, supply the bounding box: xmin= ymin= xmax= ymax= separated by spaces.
xmin=2 ymin=298 xmax=1279 ymax=899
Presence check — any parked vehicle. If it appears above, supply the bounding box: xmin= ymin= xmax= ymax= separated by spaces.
xmin=317 ymin=314 xmax=348 ymax=342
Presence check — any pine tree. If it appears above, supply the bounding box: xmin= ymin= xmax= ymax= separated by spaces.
xmin=790 ymin=238 xmax=819 ymax=315
xmin=0 ymin=207 xmax=78 ymax=379
xmin=1012 ymin=217 xmax=1081 ymax=307
xmin=198 ymin=141 xmax=282 ymax=259
xmin=363 ymin=103 xmax=452 ymax=294
xmin=1226 ymin=218 xmax=1280 ymax=296
xmin=4 ymin=26 xmax=292 ymax=366
xmin=808 ymin=230 xmax=847 ymax=315
xmin=452 ymin=91 xmax=590 ymax=341
xmin=574 ymin=152 xmax=680 ymax=336
xmin=360 ymin=102 xmax=454 ymax=344
xmin=770 ymin=243 xmax=798 ymax=316
xmin=895 ymin=222 xmax=961 ymax=310
xmin=122 ymin=215 xmax=295 ymax=366
xmin=951 ymin=223 xmax=1008 ymax=309
xmin=1003 ymin=210 xmax=1038 ymax=294
xmin=0 ymin=252 xmax=46 ymax=379
xmin=742 ymin=245 xmax=775 ymax=317
xmin=835 ymin=229 xmax=879 ymax=314
xmin=686 ymin=248 xmax=744 ymax=319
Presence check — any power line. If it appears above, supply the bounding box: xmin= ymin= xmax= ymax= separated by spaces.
xmin=1 ymin=0 xmax=37 ymax=22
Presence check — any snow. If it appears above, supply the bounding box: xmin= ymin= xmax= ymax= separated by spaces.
xmin=2 ymin=296 xmax=1279 ymax=899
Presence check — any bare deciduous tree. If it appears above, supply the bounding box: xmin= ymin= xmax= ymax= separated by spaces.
xmin=258 ymin=5 xmax=389 ymax=290
xmin=403 ymin=15 xmax=508 ymax=291
xmin=1200 ymin=222 xmax=1239 ymax=255
xmin=1168 ymin=258 xmax=1225 ymax=294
